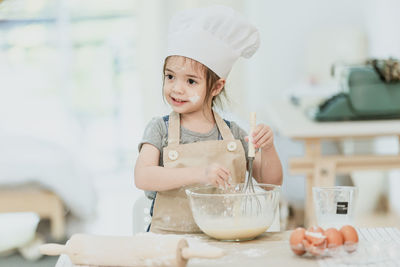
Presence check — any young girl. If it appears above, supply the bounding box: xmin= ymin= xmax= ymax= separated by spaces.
xmin=134 ymin=5 xmax=283 ymax=234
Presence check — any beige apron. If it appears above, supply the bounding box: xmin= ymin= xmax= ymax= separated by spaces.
xmin=150 ymin=111 xmax=247 ymax=233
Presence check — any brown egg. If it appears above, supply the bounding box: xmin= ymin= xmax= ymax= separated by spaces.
xmin=324 ymin=228 xmax=344 ymax=249
xmin=305 ymin=226 xmax=326 ymax=246
xmin=340 ymin=225 xmax=358 ymax=252
xmin=289 ymin=227 xmax=306 ymax=256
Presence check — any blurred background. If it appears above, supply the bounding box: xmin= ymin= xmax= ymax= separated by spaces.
xmin=1 ymin=0 xmax=400 ymax=266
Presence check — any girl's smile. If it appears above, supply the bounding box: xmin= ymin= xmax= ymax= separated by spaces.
xmin=170 ymin=96 xmax=188 ymax=106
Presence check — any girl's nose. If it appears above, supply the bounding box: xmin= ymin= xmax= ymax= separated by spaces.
xmin=172 ymin=81 xmax=185 ymax=94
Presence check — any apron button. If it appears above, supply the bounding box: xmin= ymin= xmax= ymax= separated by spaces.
xmin=168 ymin=150 xmax=179 ymax=160
xmin=227 ymin=141 xmax=237 ymax=152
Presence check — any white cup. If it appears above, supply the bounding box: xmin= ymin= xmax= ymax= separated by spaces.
xmin=312 ymin=186 xmax=358 ymax=229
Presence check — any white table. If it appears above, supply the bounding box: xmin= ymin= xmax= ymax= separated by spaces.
xmin=54 ymin=228 xmax=400 ymax=267
xmin=54 ymin=231 xmax=317 ymax=267
xmin=266 ymin=99 xmax=400 ymax=226
xmin=0 ymin=188 xmax=65 ymax=240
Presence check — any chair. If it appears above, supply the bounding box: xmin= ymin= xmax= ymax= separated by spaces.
xmin=132 ymin=195 xmax=153 ymax=234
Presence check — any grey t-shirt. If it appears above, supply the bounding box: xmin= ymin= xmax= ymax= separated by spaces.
xmin=138 ymin=115 xmax=249 ymax=200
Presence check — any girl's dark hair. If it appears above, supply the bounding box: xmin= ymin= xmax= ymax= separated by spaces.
xmin=162 ymin=56 xmax=227 ymax=109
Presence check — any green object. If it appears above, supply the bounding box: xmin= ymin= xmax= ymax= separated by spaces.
xmin=315 ymin=66 xmax=400 ymax=121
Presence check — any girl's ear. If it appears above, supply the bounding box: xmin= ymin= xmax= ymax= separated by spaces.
xmin=211 ymin=78 xmax=226 ymax=96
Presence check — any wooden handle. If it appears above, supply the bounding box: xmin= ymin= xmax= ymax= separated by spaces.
xmin=181 ymin=246 xmax=225 ymax=259
xmin=248 ymin=112 xmax=256 ymax=157
xmin=39 ymin=244 xmax=66 ymax=256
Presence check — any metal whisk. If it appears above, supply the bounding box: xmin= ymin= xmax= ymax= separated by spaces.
xmin=242 ymin=112 xmax=262 ymax=215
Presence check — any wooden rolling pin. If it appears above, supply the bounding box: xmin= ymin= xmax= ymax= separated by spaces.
xmin=40 ymin=233 xmax=225 ymax=267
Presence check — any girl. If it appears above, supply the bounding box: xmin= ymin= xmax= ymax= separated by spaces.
xmin=134 ymin=5 xmax=283 ymax=233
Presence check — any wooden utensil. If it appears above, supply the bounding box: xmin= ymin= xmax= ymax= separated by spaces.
xmin=40 ymin=233 xmax=224 ymax=267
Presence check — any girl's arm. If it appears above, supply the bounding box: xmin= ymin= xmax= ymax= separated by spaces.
xmin=252 ymin=145 xmax=283 ymax=185
xmin=247 ymin=124 xmax=283 ymax=185
xmin=134 ymin=143 xmax=231 ymax=191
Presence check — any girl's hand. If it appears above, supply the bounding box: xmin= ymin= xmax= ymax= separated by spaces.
xmin=199 ymin=163 xmax=231 ymax=188
xmin=245 ymin=124 xmax=274 ymax=152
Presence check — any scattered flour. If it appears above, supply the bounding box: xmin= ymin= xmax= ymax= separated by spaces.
xmin=241 ymin=248 xmax=269 ymax=257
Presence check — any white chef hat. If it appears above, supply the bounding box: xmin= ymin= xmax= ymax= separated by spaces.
xmin=166 ymin=5 xmax=260 ymax=79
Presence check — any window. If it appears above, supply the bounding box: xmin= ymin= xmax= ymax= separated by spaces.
xmin=0 ymin=0 xmax=143 ymax=172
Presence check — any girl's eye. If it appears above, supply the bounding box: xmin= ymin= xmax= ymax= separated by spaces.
xmin=188 ymin=79 xmax=196 ymax=85
xmin=165 ymin=74 xmax=174 ymax=80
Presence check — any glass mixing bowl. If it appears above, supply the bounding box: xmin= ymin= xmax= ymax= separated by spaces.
xmin=186 ymin=183 xmax=280 ymax=241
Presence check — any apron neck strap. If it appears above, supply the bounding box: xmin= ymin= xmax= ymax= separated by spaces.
xmin=168 ymin=111 xmax=181 ymax=145
xmin=213 ymin=111 xmax=235 ymax=140
xmin=167 ymin=110 xmax=235 ymax=145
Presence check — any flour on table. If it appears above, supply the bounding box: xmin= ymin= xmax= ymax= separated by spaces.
xmin=241 ymin=248 xmax=269 ymax=257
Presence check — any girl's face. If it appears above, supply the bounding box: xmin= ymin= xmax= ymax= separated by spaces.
xmin=163 ymin=56 xmax=209 ymax=115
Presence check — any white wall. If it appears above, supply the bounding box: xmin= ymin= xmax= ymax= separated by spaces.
xmin=366 ymin=0 xmax=400 ymax=58
xmin=245 ymin=0 xmax=367 ymax=111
